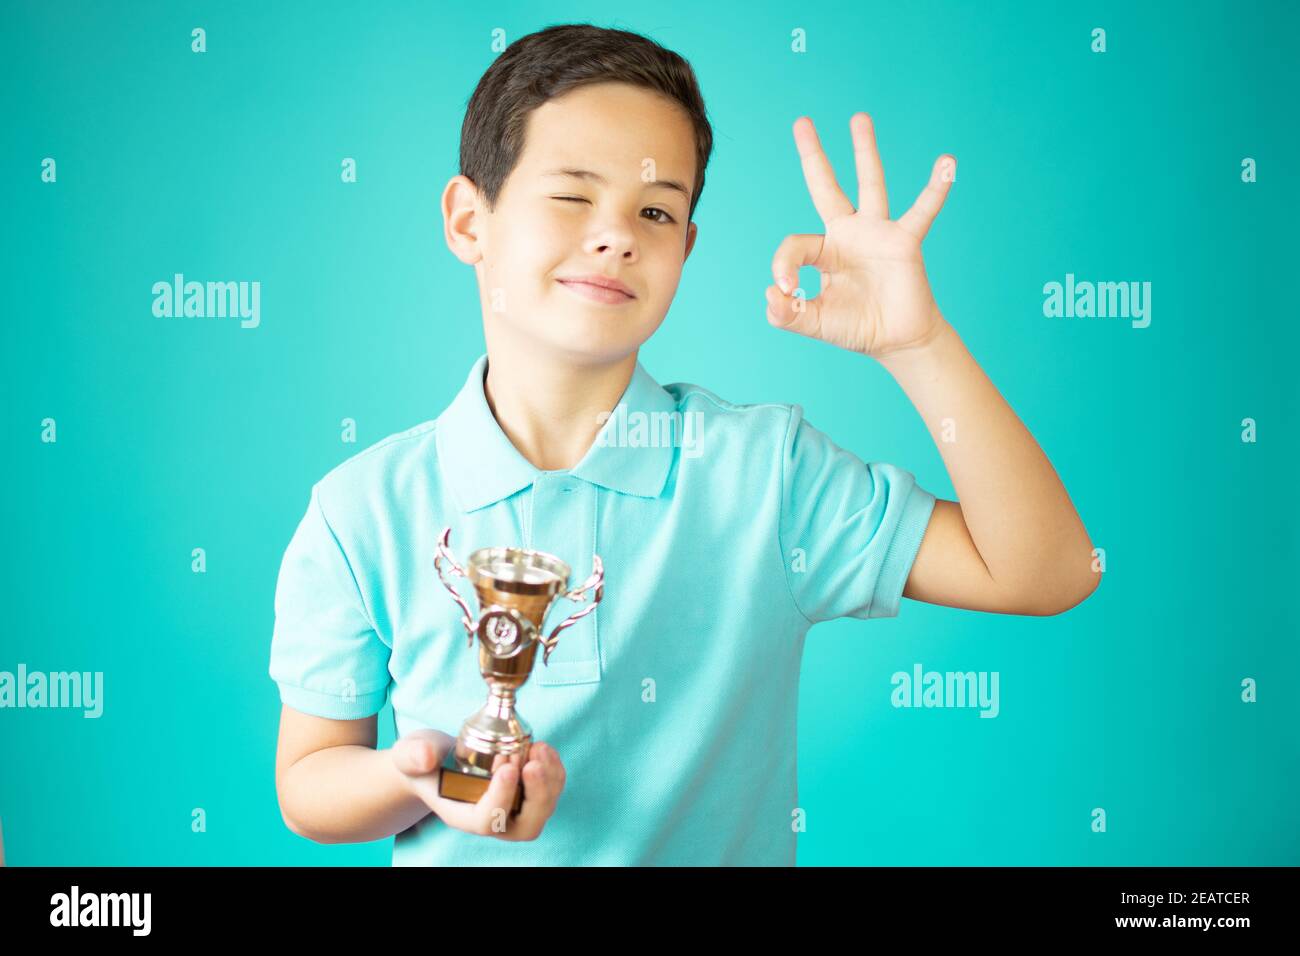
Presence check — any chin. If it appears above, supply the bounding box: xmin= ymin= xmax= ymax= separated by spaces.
xmin=533 ymin=307 xmax=654 ymax=356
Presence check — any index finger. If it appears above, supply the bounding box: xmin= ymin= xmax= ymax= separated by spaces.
xmin=498 ymin=743 xmax=564 ymax=840
xmin=475 ymin=753 xmax=525 ymax=835
xmin=792 ymin=117 xmax=855 ymax=223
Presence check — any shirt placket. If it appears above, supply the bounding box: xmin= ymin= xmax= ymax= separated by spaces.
xmin=525 ymin=472 xmax=601 ymax=686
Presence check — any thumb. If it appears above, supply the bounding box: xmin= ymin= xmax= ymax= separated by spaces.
xmin=392 ymin=738 xmax=432 ymax=775
xmin=765 ymin=280 xmax=823 ymax=340
xmin=392 ymin=730 xmax=452 ymax=776
xmin=768 ymin=233 xmax=825 ymax=339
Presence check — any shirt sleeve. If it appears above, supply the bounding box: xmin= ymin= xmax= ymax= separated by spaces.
xmin=779 ymin=404 xmax=938 ymax=623
xmin=268 ymin=482 xmax=392 ymax=719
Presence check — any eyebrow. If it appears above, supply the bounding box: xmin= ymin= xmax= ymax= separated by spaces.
xmin=541 ymin=167 xmax=691 ymax=203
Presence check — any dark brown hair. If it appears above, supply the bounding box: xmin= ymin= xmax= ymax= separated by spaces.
xmin=459 ymin=23 xmax=714 ymax=222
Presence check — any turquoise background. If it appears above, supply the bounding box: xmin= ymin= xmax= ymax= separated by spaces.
xmin=3 ymin=0 xmax=1295 ymax=865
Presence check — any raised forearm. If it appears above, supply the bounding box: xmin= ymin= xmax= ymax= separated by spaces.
xmin=279 ymin=744 xmax=432 ymax=845
xmin=877 ymin=313 xmax=1096 ymax=605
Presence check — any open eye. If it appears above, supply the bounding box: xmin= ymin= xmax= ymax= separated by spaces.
xmin=643 ymin=208 xmax=677 ymax=225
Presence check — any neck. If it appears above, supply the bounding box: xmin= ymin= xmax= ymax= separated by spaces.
xmin=481 ymin=343 xmax=637 ymax=472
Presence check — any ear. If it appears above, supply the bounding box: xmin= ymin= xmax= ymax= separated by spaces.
xmin=442 ymin=175 xmax=485 ymax=265
xmin=683 ymin=220 xmax=698 ymax=262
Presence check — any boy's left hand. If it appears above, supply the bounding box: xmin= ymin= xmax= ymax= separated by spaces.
xmin=765 ymin=113 xmax=955 ymax=359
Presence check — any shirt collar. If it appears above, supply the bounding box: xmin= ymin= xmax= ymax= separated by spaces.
xmin=435 ymin=352 xmax=678 ymax=513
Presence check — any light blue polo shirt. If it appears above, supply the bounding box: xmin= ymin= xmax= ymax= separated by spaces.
xmin=269 ymin=352 xmax=936 ymax=865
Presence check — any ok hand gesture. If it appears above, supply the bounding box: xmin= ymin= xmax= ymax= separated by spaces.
xmin=765 ymin=113 xmax=955 ymax=359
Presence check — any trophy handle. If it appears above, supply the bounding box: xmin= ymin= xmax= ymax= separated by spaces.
xmin=434 ymin=526 xmax=477 ymax=647
xmin=540 ymin=555 xmax=604 ymax=665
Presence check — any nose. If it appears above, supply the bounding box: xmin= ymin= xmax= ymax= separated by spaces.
xmin=584 ymin=219 xmax=638 ymax=262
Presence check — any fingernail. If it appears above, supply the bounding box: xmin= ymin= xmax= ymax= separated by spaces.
xmin=777 ymin=276 xmax=792 ymax=295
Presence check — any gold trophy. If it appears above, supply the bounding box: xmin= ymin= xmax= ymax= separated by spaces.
xmin=433 ymin=527 xmax=603 ymax=815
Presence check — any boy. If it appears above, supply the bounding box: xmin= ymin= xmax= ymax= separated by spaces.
xmin=270 ymin=23 xmax=1099 ymax=866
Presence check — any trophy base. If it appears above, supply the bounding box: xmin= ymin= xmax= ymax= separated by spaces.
xmin=437 ymin=747 xmax=525 ymax=816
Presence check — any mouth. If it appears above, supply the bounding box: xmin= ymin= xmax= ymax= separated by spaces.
xmin=556 ymin=278 xmax=636 ymax=305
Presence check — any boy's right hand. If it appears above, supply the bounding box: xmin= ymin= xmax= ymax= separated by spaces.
xmin=391 ymin=729 xmax=566 ymax=841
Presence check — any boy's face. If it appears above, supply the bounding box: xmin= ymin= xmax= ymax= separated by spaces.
xmin=461 ymin=81 xmax=699 ymax=366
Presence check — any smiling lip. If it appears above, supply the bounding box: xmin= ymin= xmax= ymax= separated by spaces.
xmin=557 ymin=275 xmax=635 ymax=304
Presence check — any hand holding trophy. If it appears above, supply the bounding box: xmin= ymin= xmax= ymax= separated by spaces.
xmin=391 ymin=726 xmax=557 ymax=840
xmin=429 ymin=526 xmax=604 ymax=819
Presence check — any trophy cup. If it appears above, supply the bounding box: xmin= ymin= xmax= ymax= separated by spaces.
xmin=432 ymin=526 xmax=604 ymax=815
